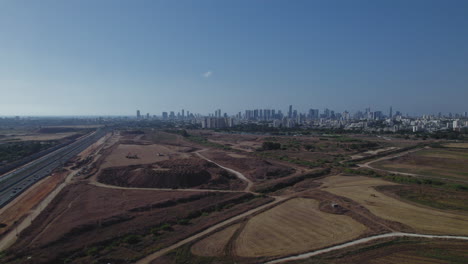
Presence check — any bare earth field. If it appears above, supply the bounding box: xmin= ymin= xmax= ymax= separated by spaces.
xmin=5 ymin=181 xmax=269 ymax=263
xmin=320 ymin=175 xmax=468 ymax=235
xmin=233 ymin=198 xmax=368 ymax=258
xmin=5 ymin=129 xmax=467 ymax=264
xmin=195 ymin=131 xmax=264 ymax=152
xmin=98 ymin=157 xmax=246 ymax=190
xmin=372 ymin=148 xmax=468 ymax=181
xmin=10 ymin=132 xmax=79 ymax=141
xmin=0 ymin=169 xmax=68 ymax=237
xmin=101 ymin=143 xmax=188 ymax=168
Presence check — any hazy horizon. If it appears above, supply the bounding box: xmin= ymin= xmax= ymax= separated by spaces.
xmin=1 ymin=0 xmax=467 ymax=116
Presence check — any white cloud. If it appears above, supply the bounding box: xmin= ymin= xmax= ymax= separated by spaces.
xmin=202 ymin=71 xmax=213 ymax=78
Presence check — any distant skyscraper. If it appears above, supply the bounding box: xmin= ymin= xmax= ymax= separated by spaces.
xmin=162 ymin=112 xmax=168 ymax=120
xmin=182 ymin=109 xmax=185 ymax=119
xmin=389 ymin=106 xmax=393 ymax=118
xmin=136 ymin=110 xmax=141 ymax=119
xmin=288 ymin=105 xmax=292 ymax=118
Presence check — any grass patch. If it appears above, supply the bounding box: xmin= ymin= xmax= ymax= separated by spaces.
xmin=344 ymin=168 xmax=468 ymax=192
xmin=378 ymin=185 xmax=468 ymax=211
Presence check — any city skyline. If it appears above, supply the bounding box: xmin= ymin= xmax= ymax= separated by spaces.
xmin=1 ymin=1 xmax=468 ymax=116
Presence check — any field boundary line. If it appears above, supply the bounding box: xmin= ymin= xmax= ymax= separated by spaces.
xmin=265 ymin=232 xmax=468 ymax=264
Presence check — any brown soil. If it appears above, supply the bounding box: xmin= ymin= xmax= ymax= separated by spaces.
xmin=201 ymin=150 xmax=295 ymax=181
xmin=5 ymin=182 xmax=268 ymax=263
xmin=0 ymin=169 xmax=68 ymax=237
xmin=98 ymin=158 xmax=245 ymax=190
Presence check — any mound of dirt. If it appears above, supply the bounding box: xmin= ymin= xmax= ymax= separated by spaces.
xmin=98 ymin=158 xmax=244 ymax=190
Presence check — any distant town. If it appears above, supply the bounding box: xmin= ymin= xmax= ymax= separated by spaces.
xmin=2 ymin=106 xmax=468 ymax=134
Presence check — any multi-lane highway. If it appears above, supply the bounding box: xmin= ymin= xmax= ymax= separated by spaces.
xmin=0 ymin=129 xmax=107 ymax=208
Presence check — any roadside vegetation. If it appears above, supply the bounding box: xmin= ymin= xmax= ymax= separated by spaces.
xmin=0 ymin=141 xmax=57 ymax=165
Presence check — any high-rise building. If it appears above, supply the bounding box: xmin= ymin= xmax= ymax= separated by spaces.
xmin=162 ymin=112 xmax=168 ymax=120
xmin=389 ymin=106 xmax=393 ymax=118
xmin=136 ymin=110 xmax=141 ymax=119
xmin=182 ymin=109 xmax=185 ymax=119
xmin=288 ymin=105 xmax=292 ymax=118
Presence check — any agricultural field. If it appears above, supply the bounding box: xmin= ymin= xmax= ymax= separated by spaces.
xmin=191 ymin=198 xmax=368 ymax=258
xmin=234 ymin=198 xmax=368 ymax=257
xmin=3 ymin=127 xmax=467 ymax=264
xmin=377 ymin=184 xmax=468 ymax=212
xmin=190 ymin=223 xmax=240 ymax=257
xmin=320 ymin=175 xmax=468 ymax=235
xmin=0 ymin=126 xmax=90 ymax=143
xmin=443 ymin=142 xmax=468 ymax=149
xmin=289 ymin=238 xmax=468 ymax=264
xmin=372 ymin=148 xmax=468 ymax=181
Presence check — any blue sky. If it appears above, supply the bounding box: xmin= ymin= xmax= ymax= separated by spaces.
xmin=1 ymin=0 xmax=467 ymax=116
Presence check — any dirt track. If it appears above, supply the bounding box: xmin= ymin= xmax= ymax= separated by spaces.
xmin=136 ymin=196 xmax=287 ymax=264
xmin=265 ymin=232 xmax=468 ymax=264
xmin=359 ymin=147 xmax=468 ymax=184
xmin=195 ymin=149 xmax=254 ymax=192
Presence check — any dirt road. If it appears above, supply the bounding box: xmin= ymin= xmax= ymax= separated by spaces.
xmin=358 ymin=147 xmax=468 ymax=183
xmin=0 ymin=169 xmax=78 ymax=250
xmin=265 ymin=232 xmax=468 ymax=264
xmin=88 ymin=179 xmax=245 ymax=193
xmin=358 ymin=147 xmax=424 ymax=169
xmin=135 ymin=196 xmax=287 ymax=264
xmin=195 ymin=149 xmax=255 ymax=192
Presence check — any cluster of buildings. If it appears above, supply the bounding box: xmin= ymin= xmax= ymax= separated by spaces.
xmin=134 ymin=106 xmax=468 ymax=133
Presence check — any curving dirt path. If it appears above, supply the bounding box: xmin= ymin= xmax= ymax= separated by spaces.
xmin=358 ymin=147 xmax=468 ymax=184
xmin=135 ymin=196 xmax=287 ymax=264
xmin=358 ymin=147 xmax=424 ymax=169
xmin=195 ymin=149 xmax=255 ymax=193
xmin=88 ymin=179 xmax=244 ymax=193
xmin=265 ymin=232 xmax=468 ymax=264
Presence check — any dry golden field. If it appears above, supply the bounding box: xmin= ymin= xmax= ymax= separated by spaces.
xmin=320 ymin=175 xmax=468 ymax=235
xmin=191 ymin=224 xmax=240 ymax=257
xmin=372 ymin=148 xmax=468 ymax=181
xmin=233 ymin=198 xmax=368 ymax=257
xmin=443 ymin=142 xmax=468 ymax=149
